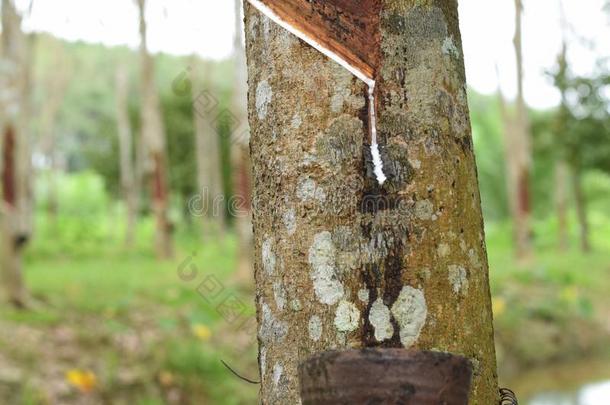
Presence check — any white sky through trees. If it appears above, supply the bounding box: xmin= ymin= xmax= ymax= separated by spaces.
xmin=9 ymin=0 xmax=610 ymax=109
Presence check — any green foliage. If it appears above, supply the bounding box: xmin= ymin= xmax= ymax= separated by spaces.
xmin=33 ymin=39 xmax=237 ymax=212
xmin=469 ymin=91 xmax=510 ymax=220
xmin=549 ymin=51 xmax=610 ymax=174
xmin=469 ymin=92 xmax=576 ymax=221
xmin=488 ymin=210 xmax=610 ymax=368
xmin=6 ymin=214 xmax=256 ymax=404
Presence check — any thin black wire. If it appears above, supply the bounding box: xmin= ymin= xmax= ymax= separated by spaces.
xmin=221 ymin=359 xmax=261 ymax=385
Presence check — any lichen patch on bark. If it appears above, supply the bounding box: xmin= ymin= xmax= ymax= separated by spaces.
xmin=414 ymin=199 xmax=434 ymax=220
xmin=369 ymin=298 xmax=394 ymax=342
xmin=259 ymin=302 xmax=288 ymax=344
xmin=390 ymin=286 xmax=427 ymax=347
xmin=308 ymin=231 xmax=344 ymax=305
xmin=290 ymin=113 xmax=302 ymax=129
xmin=272 ymin=363 xmax=283 ymax=387
xmin=255 ymin=79 xmax=273 ymax=119
xmin=442 ymin=36 xmax=460 ymax=58
xmin=448 ymin=264 xmax=469 ymax=294
xmin=262 ymin=238 xmax=276 ymax=275
xmin=357 ymin=288 xmax=370 ymax=304
xmin=437 ymin=242 xmax=451 ymax=257
xmin=282 ymin=208 xmax=296 ymax=235
xmin=308 ymin=315 xmax=323 ymax=341
xmin=334 ymin=300 xmax=360 ymax=332
xmin=297 ymin=177 xmax=327 ymax=203
xmin=273 ymin=280 xmax=286 ymax=310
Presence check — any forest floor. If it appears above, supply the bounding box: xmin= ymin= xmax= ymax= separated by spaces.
xmin=487 ymin=219 xmax=610 ymax=379
xmin=1 ymin=218 xmax=609 ymax=404
xmin=0 ymin=235 xmax=260 ymax=405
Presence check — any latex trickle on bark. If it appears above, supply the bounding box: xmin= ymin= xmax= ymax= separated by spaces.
xmin=246 ymin=0 xmax=387 ymax=184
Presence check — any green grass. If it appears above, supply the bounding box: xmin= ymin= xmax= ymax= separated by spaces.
xmin=2 ymin=221 xmax=258 ymax=405
xmin=485 ymin=215 xmax=610 ymax=377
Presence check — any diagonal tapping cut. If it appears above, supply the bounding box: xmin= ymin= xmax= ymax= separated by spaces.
xmin=246 ymin=0 xmax=387 ymax=185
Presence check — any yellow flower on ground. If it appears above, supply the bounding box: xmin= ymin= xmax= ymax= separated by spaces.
xmin=561 ymin=286 xmax=579 ymax=304
xmin=66 ymin=369 xmax=97 ymax=393
xmin=492 ymin=297 xmax=507 ymax=317
xmin=191 ymin=323 xmax=212 ymax=341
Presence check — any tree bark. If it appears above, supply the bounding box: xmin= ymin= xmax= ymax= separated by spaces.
xmin=244 ymin=1 xmax=498 ymax=404
xmin=190 ymin=58 xmax=225 ymax=238
xmin=232 ymin=0 xmax=254 ymax=287
xmin=572 ymin=169 xmax=591 ymax=253
xmin=136 ymin=0 xmax=173 ymax=259
xmin=0 ymin=0 xmax=32 ymax=308
xmin=115 ymin=64 xmax=138 ymax=247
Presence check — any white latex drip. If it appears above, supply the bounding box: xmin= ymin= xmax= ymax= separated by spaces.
xmin=247 ymin=0 xmax=387 ymax=185
xmin=368 ymin=83 xmax=387 ymax=185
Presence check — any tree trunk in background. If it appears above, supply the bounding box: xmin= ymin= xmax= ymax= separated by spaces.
xmin=554 ymin=41 xmax=570 ymax=252
xmin=191 ymin=58 xmax=225 ymax=238
xmin=1 ymin=128 xmax=27 ymax=308
xmin=39 ymin=42 xmax=69 ymax=225
xmin=555 ymin=160 xmax=569 ymax=250
xmin=0 ymin=0 xmax=32 ymax=307
xmin=232 ymin=0 xmax=254 ymax=287
xmin=245 ymin=1 xmax=498 ymax=403
xmin=137 ymin=0 xmax=173 ymax=259
xmin=573 ymin=169 xmax=591 ymax=253
xmin=115 ymin=65 xmax=138 ymax=248
xmin=510 ymin=0 xmax=533 ymax=259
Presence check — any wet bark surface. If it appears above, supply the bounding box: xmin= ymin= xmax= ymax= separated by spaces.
xmin=245 ymin=1 xmax=498 ymax=403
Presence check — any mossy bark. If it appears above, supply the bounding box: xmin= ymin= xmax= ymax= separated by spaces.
xmin=244 ymin=1 xmax=498 ymax=403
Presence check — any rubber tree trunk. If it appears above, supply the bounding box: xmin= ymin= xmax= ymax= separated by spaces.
xmin=190 ymin=59 xmax=226 ymax=238
xmin=244 ymin=1 xmax=499 ymax=404
xmin=232 ymin=0 xmax=254 ymax=287
xmin=510 ymin=0 xmax=533 ymax=259
xmin=0 ymin=0 xmax=32 ymax=308
xmin=115 ymin=65 xmax=138 ymax=248
xmin=137 ymin=0 xmax=173 ymax=259
xmin=573 ymin=169 xmax=591 ymax=253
